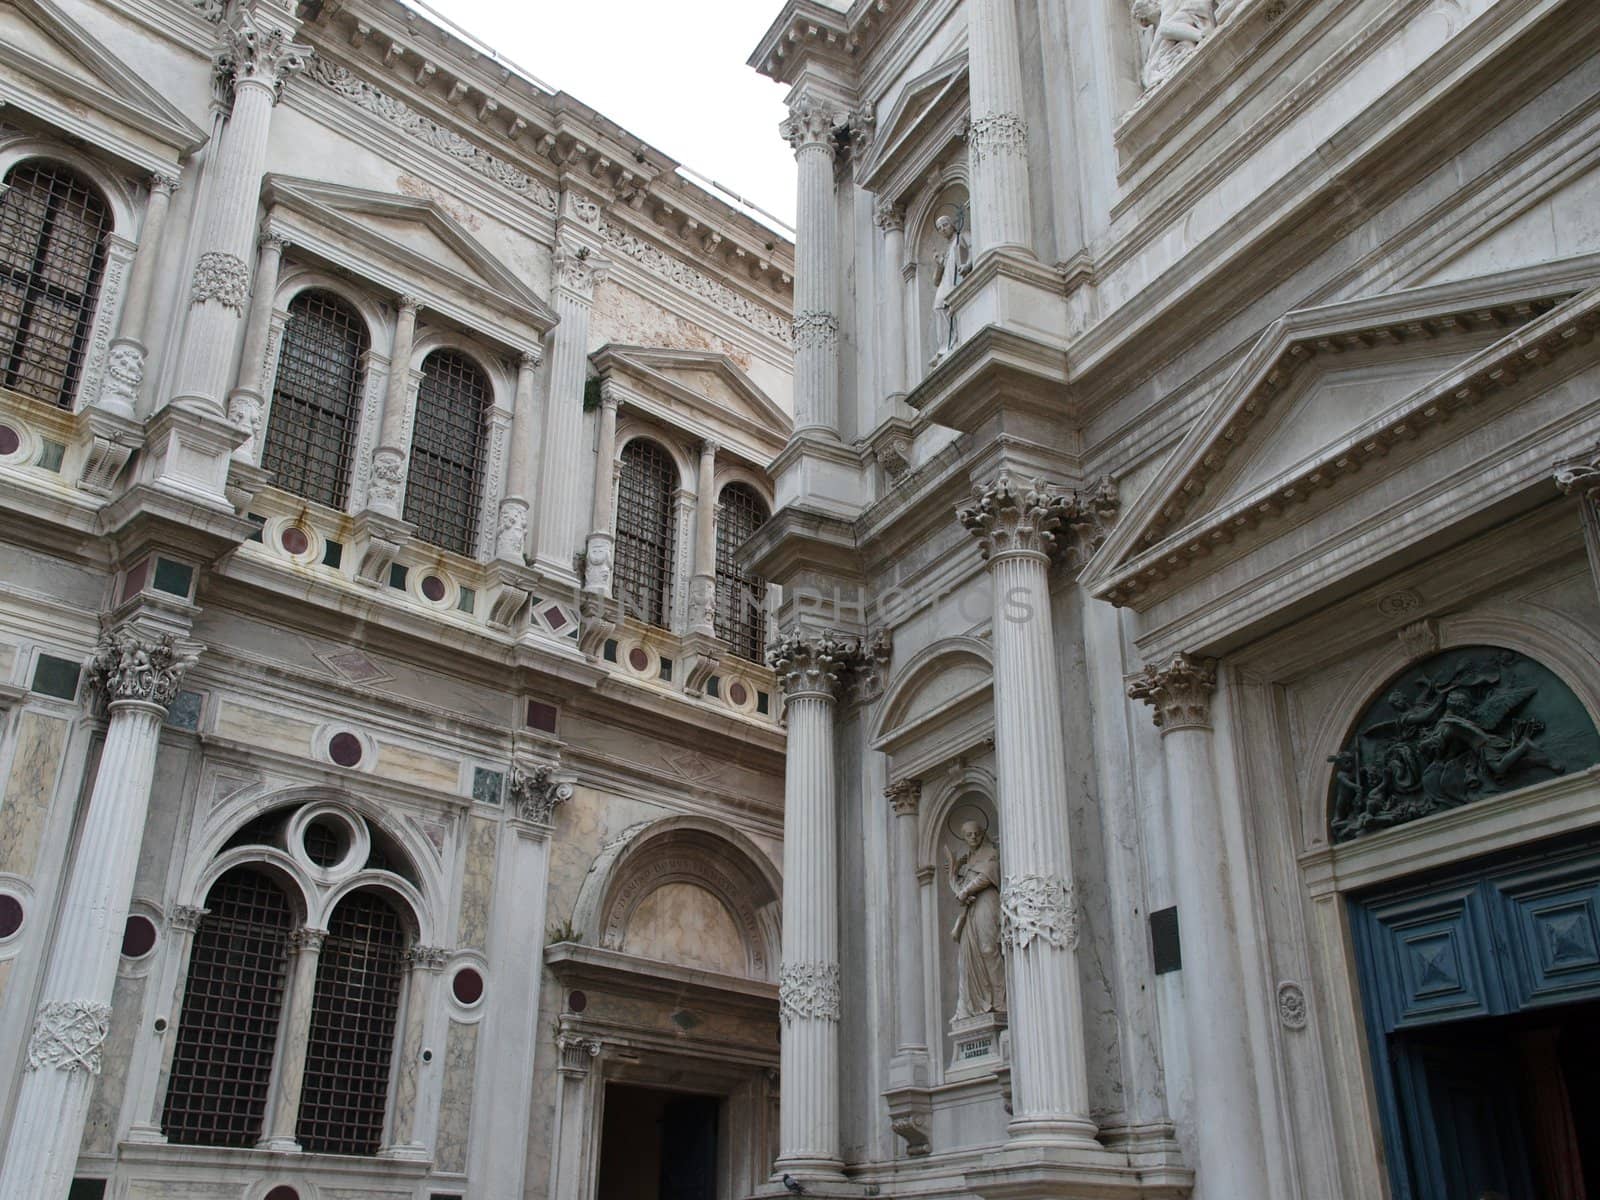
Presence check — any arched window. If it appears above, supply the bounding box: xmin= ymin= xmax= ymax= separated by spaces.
xmin=162 ymin=867 xmax=294 ymax=1147
xmin=715 ymin=482 xmax=769 ymax=662
xmin=261 ymin=289 xmax=369 ymax=509
xmin=296 ymin=889 xmax=408 ymax=1156
xmin=0 ymin=160 xmax=111 ymax=409
xmin=614 ymin=438 xmax=678 ymax=628
xmin=405 ymin=348 xmax=490 ymax=556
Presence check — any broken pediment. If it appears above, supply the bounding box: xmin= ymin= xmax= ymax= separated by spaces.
xmin=1087 ymin=275 xmax=1600 ymax=613
xmin=0 ymin=0 xmax=205 ymax=168
xmin=261 ymin=175 xmax=557 ymax=341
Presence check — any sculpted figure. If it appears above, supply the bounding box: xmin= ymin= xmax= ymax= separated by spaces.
xmin=930 ymin=212 xmax=970 ymax=360
xmin=943 ymin=819 xmax=1006 ymax=1019
xmin=1132 ymin=0 xmax=1219 ymax=90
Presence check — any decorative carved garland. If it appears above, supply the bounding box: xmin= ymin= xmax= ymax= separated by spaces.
xmin=26 ymin=1000 xmax=113 ymax=1075
xmin=778 ymin=961 xmax=841 ymax=1022
xmin=999 ymin=872 xmax=1079 ymax=951
xmin=190 ymin=251 xmax=250 ymax=314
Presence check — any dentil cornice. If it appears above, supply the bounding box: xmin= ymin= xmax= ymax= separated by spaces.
xmin=1127 ymin=653 xmax=1218 ymax=732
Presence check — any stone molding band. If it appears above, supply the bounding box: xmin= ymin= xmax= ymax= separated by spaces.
xmin=778 ymin=961 xmax=842 ymax=1023
xmin=26 ymin=1001 xmax=113 ymax=1075
xmin=999 ymin=873 xmax=1079 ymax=951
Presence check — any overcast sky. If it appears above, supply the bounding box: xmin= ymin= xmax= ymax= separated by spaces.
xmin=414 ymin=0 xmax=799 ymax=232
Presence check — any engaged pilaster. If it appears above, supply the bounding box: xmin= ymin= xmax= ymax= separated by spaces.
xmin=957 ymin=475 xmax=1096 ymax=1145
xmin=495 ymin=348 xmax=545 ymax=563
xmin=228 ymin=230 xmax=289 ymax=462
xmin=0 ymin=625 xmax=198 ymax=1198
xmin=688 ymin=438 xmax=720 ymax=636
xmin=368 ymin=294 xmax=423 ymax=519
xmin=1128 ymin=653 xmax=1270 ymax=1199
xmin=1556 ymin=443 xmax=1600 ymax=593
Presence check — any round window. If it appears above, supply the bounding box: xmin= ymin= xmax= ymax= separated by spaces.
xmin=303 ymin=817 xmax=350 ymax=868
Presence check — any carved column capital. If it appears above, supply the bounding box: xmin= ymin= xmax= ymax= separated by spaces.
xmin=780 ymin=92 xmax=847 ymax=153
xmin=1127 ymin=652 xmax=1219 ymax=732
xmin=519 ymin=347 xmax=544 ymax=371
xmin=556 ymin=1031 xmax=602 ymax=1074
xmin=1555 ymin=442 xmax=1600 ymax=502
xmin=396 ymin=293 xmax=424 ymax=314
xmin=404 ymin=944 xmax=450 ymax=971
xmin=258 ymin=230 xmax=289 ymax=255
xmin=884 ymin=778 xmax=921 ymax=817
xmin=768 ymin=631 xmax=863 ymax=700
xmin=957 ymin=474 xmax=1119 ymax=568
xmin=873 ymin=198 xmax=906 ymax=233
xmin=509 ymin=762 xmax=574 ymax=828
xmin=168 ymin=905 xmax=208 ymax=934
xmin=86 ymin=626 xmax=199 ymax=712
xmin=149 ymin=172 xmax=182 ymax=196
xmin=553 ymin=240 xmax=610 ymax=301
xmin=217 ymin=7 xmax=311 ymax=100
xmin=289 ymin=926 xmax=327 ymax=953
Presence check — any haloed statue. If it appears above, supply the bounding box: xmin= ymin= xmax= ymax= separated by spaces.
xmin=943 ymin=814 xmax=1006 ymax=1019
xmin=930 ymin=206 xmax=970 ymax=361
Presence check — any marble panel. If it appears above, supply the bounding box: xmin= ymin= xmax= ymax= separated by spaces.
xmin=389 ymin=976 xmax=426 ymax=1139
xmin=81 ymin=972 xmax=144 ymax=1153
xmin=212 ymin=699 xmax=317 ymax=756
xmin=435 ymin=1017 xmax=479 ymax=1174
xmin=456 ymin=815 xmax=499 ymax=949
xmin=374 ymin=740 xmax=460 ymax=792
xmin=0 ymin=710 xmax=70 ymax=877
xmin=621 ymin=882 xmax=747 ymax=976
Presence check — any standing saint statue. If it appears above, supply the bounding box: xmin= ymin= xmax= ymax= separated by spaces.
xmin=943 ymin=818 xmax=1006 ymax=1019
xmin=930 ymin=210 xmax=970 ymax=361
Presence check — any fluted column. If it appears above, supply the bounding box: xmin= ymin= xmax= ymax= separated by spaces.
xmin=228 ymin=231 xmax=288 ymax=462
xmin=536 ymin=241 xmax=610 ymax=579
xmin=874 ymin=200 xmax=908 ymax=404
xmin=1129 ymin=655 xmax=1269 ymax=1198
xmin=367 ymin=295 xmax=421 ymax=519
xmin=885 ymin=779 xmax=927 ymax=1062
xmin=0 ymin=626 xmax=198 ymax=1198
xmin=495 ymin=349 xmax=545 ymax=563
xmin=548 ymin=1030 xmax=603 ymax=1200
xmin=967 ymin=0 xmax=1034 ymax=255
xmin=170 ymin=8 xmax=309 ymax=416
xmin=579 ymin=383 xmax=621 ymax=596
xmin=781 ymin=95 xmax=845 ymax=438
xmin=1556 ymin=446 xmax=1600 ymax=594
xmin=98 ymin=172 xmax=178 ymax=416
xmin=688 ymin=438 xmax=719 ymax=635
xmin=257 ymin=926 xmax=326 ymax=1151
xmin=769 ymin=632 xmax=860 ymax=1176
xmin=957 ymin=476 xmax=1094 ymax=1144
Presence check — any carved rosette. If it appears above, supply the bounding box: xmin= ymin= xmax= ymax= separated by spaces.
xmin=1127 ymin=653 xmax=1218 ymax=732
xmin=999 ymin=873 xmax=1079 ymax=952
xmin=968 ymin=112 xmax=1029 ymax=164
xmin=778 ymin=961 xmax=842 ymax=1023
xmin=1555 ymin=443 xmax=1600 ymax=502
xmin=87 ymin=627 xmax=199 ymax=711
xmin=26 ymin=1000 xmax=113 ymax=1075
xmin=190 ymin=251 xmax=250 ymax=313
xmin=1277 ymin=981 xmax=1308 ymax=1031
xmin=509 ymin=764 xmax=573 ymax=827
xmin=553 ymin=241 xmax=610 ymax=302
xmin=884 ymin=778 xmax=921 ymax=817
xmin=792 ymin=310 xmax=839 ymax=351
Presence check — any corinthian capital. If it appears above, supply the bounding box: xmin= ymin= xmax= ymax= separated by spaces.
xmin=1127 ymin=653 xmax=1218 ymax=732
xmin=553 ymin=240 xmax=610 ymax=301
xmin=509 ymin=762 xmax=574 ymax=827
xmin=884 ymin=778 xmax=921 ymax=816
xmin=87 ymin=626 xmax=199 ymax=711
xmin=873 ymin=197 xmax=906 ymax=233
xmin=780 ymin=92 xmax=847 ymax=153
xmin=1555 ymin=442 xmax=1600 ymax=502
xmin=768 ymin=631 xmax=865 ymax=700
xmin=958 ymin=474 xmax=1120 ymax=568
xmin=217 ymin=7 xmax=311 ymax=99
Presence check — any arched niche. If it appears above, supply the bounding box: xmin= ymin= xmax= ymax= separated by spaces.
xmin=922 ymin=781 xmax=1003 ymax=1047
xmin=1327 ymin=644 xmax=1600 ymax=844
xmin=872 ymin=636 xmax=993 ymax=781
xmin=569 ymin=817 xmax=781 ymax=981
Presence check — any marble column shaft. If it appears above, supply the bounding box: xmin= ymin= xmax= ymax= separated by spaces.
xmin=536 ymin=243 xmax=609 ymax=579
xmin=99 ymin=173 xmax=178 ymax=417
xmin=0 ymin=628 xmax=196 ymax=1198
xmin=1129 ymin=655 xmax=1269 ymax=1199
xmin=966 ymin=0 xmax=1034 ymax=254
xmin=959 ymin=476 xmax=1094 ymax=1144
xmin=258 ymin=926 xmax=325 ymax=1150
xmin=874 ymin=201 xmax=908 ymax=403
xmin=581 ymin=387 xmax=621 ymax=596
xmin=689 ymin=438 xmax=719 ymax=635
xmin=886 ymin=780 xmax=927 ymax=1061
xmin=782 ymin=97 xmax=842 ymax=437
xmin=171 ymin=16 xmax=307 ymax=415
xmin=368 ymin=295 xmax=421 ymax=518
xmin=495 ymin=350 xmax=544 ymax=562
xmin=228 ymin=231 xmax=287 ymax=462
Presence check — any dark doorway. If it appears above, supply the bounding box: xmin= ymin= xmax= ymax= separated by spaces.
xmin=596 ymin=1083 xmax=721 ymax=1200
xmin=1390 ymin=1000 xmax=1600 ymax=1199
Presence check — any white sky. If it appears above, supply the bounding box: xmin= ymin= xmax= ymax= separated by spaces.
xmin=417 ymin=0 xmax=799 ymax=232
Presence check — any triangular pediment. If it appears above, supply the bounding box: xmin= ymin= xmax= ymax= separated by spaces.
xmin=857 ymin=53 xmax=968 ymax=195
xmin=1086 ymin=272 xmax=1600 ymax=611
xmin=0 ymin=0 xmax=206 ymax=164
xmin=262 ymin=175 xmax=557 ymax=337
xmin=594 ymin=344 xmax=792 ymax=462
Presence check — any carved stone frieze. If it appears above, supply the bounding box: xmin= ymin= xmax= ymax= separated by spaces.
xmin=190 ymin=251 xmax=250 ymax=313
xmin=509 ymin=763 xmax=573 ymax=827
xmin=26 ymin=1001 xmax=112 ymax=1075
xmin=792 ymin=310 xmax=839 ymax=351
xmin=958 ymin=474 xmax=1119 ymax=567
xmin=1127 ymin=652 xmax=1218 ymax=732
xmin=999 ymin=873 xmax=1078 ymax=952
xmin=885 ymin=778 xmax=921 ymax=817
xmin=87 ymin=627 xmax=199 ymax=711
xmin=778 ymin=961 xmax=841 ymax=1023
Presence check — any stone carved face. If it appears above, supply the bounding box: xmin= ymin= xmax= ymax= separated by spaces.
xmin=959 ymin=820 xmax=985 ymax=850
xmin=935 ymin=214 xmax=956 ymax=238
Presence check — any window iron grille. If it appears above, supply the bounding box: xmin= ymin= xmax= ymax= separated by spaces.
xmin=613 ymin=438 xmax=677 ymax=628
xmin=161 ymin=868 xmax=293 ymax=1147
xmin=0 ymin=161 xmax=111 ymax=410
xmin=404 ymin=349 xmax=490 ymax=557
xmin=715 ymin=483 xmax=769 ymax=663
xmin=295 ymin=889 xmax=407 ymax=1156
xmin=262 ymin=290 xmax=368 ymax=509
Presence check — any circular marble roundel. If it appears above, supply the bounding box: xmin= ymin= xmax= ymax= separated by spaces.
xmin=420 ymin=574 xmax=447 ymax=602
xmin=121 ymin=914 xmax=158 ymax=958
xmin=628 ymin=647 xmax=650 ymax=672
xmin=728 ymin=681 xmax=749 ymax=706
xmin=0 ymin=894 xmax=23 ymax=939
xmin=328 ymin=732 xmax=363 ymax=768
xmin=452 ymin=967 xmax=484 ymax=1006
xmin=0 ymin=425 xmax=20 ymax=457
xmin=567 ymin=990 xmax=588 ymax=1013
xmin=264 ymin=1187 xmax=300 ymax=1200
xmin=279 ymin=526 xmax=310 ymax=556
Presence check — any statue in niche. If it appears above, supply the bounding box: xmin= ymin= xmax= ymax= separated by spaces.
xmin=930 ymin=208 xmax=970 ymax=362
xmin=1329 ymin=646 xmax=1600 ymax=843
xmin=1132 ymin=0 xmax=1219 ymax=91
xmin=942 ymin=808 xmax=1006 ymax=1019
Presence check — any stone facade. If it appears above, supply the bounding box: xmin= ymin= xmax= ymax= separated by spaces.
xmin=0 ymin=0 xmax=791 ymax=1197
xmin=748 ymin=0 xmax=1600 ymax=1197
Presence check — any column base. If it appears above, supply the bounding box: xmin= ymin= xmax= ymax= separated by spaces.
xmin=255 ymin=1134 xmax=302 ymax=1152
xmin=966 ymin=1139 xmax=1194 ymax=1200
xmin=768 ymin=1159 xmax=847 ymax=1185
xmin=379 ymin=1140 xmax=431 ymax=1161
xmin=1005 ymin=1114 xmax=1100 ymax=1150
xmin=123 ymin=1123 xmax=168 ymax=1146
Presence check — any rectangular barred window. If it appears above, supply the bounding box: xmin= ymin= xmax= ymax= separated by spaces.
xmin=261 ymin=289 xmax=368 ymax=509
xmin=714 ymin=482 xmax=770 ymax=663
xmin=613 ymin=438 xmax=677 ymax=628
xmin=404 ymin=349 xmax=490 ymax=557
